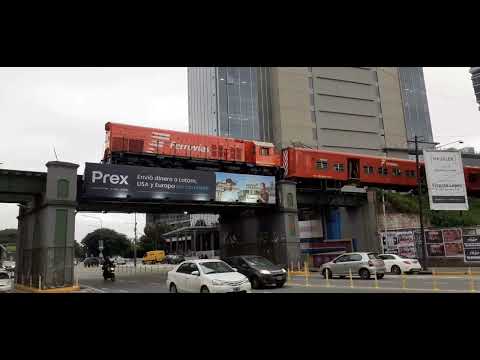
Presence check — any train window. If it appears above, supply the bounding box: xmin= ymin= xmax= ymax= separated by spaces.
xmin=378 ymin=167 xmax=388 ymax=176
xmin=315 ymin=160 xmax=328 ymax=170
xmin=405 ymin=170 xmax=416 ymax=177
xmin=393 ymin=168 xmax=401 ymax=176
xmin=334 ymin=163 xmax=345 ymax=172
xmin=363 ymin=166 xmax=374 ymax=175
xmin=261 ymin=147 xmax=270 ymax=156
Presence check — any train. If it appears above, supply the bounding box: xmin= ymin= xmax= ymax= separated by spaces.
xmin=103 ymin=122 xmax=480 ymax=194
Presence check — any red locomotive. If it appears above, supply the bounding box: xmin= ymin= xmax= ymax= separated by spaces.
xmin=104 ymin=122 xmax=280 ymax=175
xmin=103 ymin=122 xmax=480 ymax=194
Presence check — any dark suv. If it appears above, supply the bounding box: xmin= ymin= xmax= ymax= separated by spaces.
xmin=222 ymin=255 xmax=287 ymax=289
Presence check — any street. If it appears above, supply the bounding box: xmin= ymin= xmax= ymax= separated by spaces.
xmin=75 ymin=264 xmax=480 ymax=293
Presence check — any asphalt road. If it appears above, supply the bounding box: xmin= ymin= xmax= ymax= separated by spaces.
xmin=75 ymin=265 xmax=480 ymax=293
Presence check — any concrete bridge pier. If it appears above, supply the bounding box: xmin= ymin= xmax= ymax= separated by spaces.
xmin=219 ymin=180 xmax=301 ymax=266
xmin=16 ymin=161 xmax=79 ymax=291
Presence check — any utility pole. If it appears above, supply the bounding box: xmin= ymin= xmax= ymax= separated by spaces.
xmin=414 ymin=136 xmax=428 ymax=271
xmin=133 ymin=213 xmax=137 ymax=268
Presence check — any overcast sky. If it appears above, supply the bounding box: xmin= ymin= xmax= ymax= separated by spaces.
xmin=0 ymin=67 xmax=478 ymax=241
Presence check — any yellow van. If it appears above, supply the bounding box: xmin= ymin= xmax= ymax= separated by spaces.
xmin=142 ymin=250 xmax=166 ymax=264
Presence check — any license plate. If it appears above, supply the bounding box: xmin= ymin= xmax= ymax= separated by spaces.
xmin=233 ymin=287 xmax=240 ymax=292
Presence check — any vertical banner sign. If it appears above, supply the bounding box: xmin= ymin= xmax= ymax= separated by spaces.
xmin=423 ymin=150 xmax=469 ymax=211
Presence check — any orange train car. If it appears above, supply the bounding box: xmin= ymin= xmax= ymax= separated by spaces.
xmin=104 ymin=122 xmax=281 ymax=174
xmin=283 ymin=147 xmax=480 ymax=194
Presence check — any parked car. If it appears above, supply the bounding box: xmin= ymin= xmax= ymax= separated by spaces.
xmin=84 ymin=257 xmax=100 ymax=267
xmin=377 ymin=254 xmax=422 ymax=275
xmin=166 ymin=259 xmax=251 ymax=293
xmin=222 ymin=255 xmax=287 ymax=289
xmin=320 ymin=252 xmax=386 ymax=280
xmin=2 ymin=261 xmax=15 ymax=272
xmin=142 ymin=250 xmax=166 ymax=264
xmin=113 ymin=257 xmax=127 ymax=265
xmin=0 ymin=271 xmax=12 ymax=291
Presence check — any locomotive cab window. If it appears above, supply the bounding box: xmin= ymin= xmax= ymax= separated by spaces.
xmin=260 ymin=147 xmax=270 ymax=156
xmin=315 ymin=160 xmax=328 ymax=170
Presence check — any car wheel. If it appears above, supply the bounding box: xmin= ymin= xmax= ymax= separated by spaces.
xmin=322 ymin=268 xmax=332 ymax=279
xmin=169 ymin=283 xmax=177 ymax=293
xmin=250 ymin=276 xmax=261 ymax=289
xmin=391 ymin=265 xmax=402 ymax=275
xmin=200 ymin=286 xmax=210 ymax=293
xmin=359 ymin=269 xmax=370 ymax=280
xmin=377 ymin=274 xmax=384 ymax=279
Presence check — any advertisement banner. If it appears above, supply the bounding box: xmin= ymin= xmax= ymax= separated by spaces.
xmin=380 ymin=230 xmax=417 ymax=258
xmin=463 ymin=235 xmax=480 ymax=262
xmin=215 ymin=172 xmax=276 ymax=205
xmin=442 ymin=228 xmax=464 ymax=257
xmin=423 ymin=150 xmax=469 ymax=211
xmin=425 ymin=230 xmax=444 ymax=244
xmin=83 ymin=163 xmax=276 ymax=205
xmin=299 ymin=220 xmax=323 ymax=239
xmin=427 ymin=243 xmax=445 ymax=257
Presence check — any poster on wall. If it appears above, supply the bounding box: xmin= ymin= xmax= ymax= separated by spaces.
xmin=299 ymin=220 xmax=323 ymax=239
xmin=463 ymin=235 xmax=480 ymax=262
xmin=463 ymin=228 xmax=478 ymax=236
xmin=442 ymin=229 xmax=462 ymax=243
xmin=423 ymin=150 xmax=469 ymax=211
xmin=427 ymin=243 xmax=446 ymax=257
xmin=425 ymin=230 xmax=444 ymax=244
xmin=444 ymin=242 xmax=465 ymax=257
xmin=442 ymin=228 xmax=464 ymax=257
xmin=380 ymin=230 xmax=417 ymax=258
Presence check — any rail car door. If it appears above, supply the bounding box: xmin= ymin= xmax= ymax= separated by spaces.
xmin=347 ymin=159 xmax=360 ymax=180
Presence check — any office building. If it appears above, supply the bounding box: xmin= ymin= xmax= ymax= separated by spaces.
xmin=471 ymin=67 xmax=480 ymax=110
xmin=189 ymin=67 xmax=434 ymax=159
xmin=398 ymin=67 xmax=434 ymax=150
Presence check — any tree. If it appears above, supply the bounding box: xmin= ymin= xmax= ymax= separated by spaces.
xmin=74 ymin=241 xmax=86 ymax=259
xmin=139 ymin=223 xmax=173 ymax=255
xmin=81 ymin=228 xmax=131 ymax=258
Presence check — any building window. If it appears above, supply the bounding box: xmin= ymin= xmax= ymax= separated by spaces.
xmin=316 ymin=159 xmax=328 ymax=170
xmin=57 ymin=179 xmax=69 ymax=199
xmin=334 ymin=163 xmax=345 ymax=172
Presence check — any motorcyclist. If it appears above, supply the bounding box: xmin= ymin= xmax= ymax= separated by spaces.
xmin=102 ymin=256 xmax=115 ymax=275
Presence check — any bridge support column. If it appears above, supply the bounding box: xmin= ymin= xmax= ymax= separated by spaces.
xmin=340 ymin=189 xmax=379 ymax=252
xmin=16 ymin=161 xmax=79 ymax=291
xmin=219 ymin=180 xmax=300 ymax=266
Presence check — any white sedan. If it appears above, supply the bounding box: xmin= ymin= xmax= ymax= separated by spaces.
xmin=378 ymin=254 xmax=422 ymax=275
xmin=166 ymin=259 xmax=251 ymax=293
xmin=0 ymin=271 xmax=12 ymax=292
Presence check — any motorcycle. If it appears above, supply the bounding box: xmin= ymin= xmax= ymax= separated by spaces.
xmin=102 ymin=263 xmax=116 ymax=281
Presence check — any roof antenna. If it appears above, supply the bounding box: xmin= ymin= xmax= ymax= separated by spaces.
xmin=53 ymin=146 xmax=59 ymax=161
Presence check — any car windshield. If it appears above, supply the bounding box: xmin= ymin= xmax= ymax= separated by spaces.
xmin=368 ymin=253 xmax=381 ymax=260
xmin=244 ymin=256 xmax=274 ymax=267
xmin=199 ymin=261 xmax=234 ymax=275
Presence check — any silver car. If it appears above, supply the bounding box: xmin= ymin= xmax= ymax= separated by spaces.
xmin=320 ymin=252 xmax=386 ymax=280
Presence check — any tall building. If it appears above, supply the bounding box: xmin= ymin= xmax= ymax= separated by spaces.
xmin=188 ymin=67 xmax=273 ymax=142
xmin=188 ymin=67 xmax=434 ymax=159
xmin=471 ymin=67 xmax=480 ymax=110
xmin=398 ymin=67 xmax=434 ymax=150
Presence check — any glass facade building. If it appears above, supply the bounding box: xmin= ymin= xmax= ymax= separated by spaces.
xmin=188 ymin=67 xmax=273 ymax=142
xmin=398 ymin=67 xmax=434 ymax=150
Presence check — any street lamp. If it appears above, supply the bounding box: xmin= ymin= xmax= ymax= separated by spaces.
xmin=436 ymin=140 xmax=464 ymax=149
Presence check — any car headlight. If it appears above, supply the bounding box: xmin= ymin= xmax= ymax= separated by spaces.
xmin=281 ymin=268 xmax=287 ymax=273
xmin=260 ymin=270 xmax=271 ymax=275
xmin=212 ymin=279 xmax=225 ymax=286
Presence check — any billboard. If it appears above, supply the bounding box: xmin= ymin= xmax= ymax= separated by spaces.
xmin=215 ymin=172 xmax=275 ymax=205
xmin=82 ymin=163 xmax=276 ymax=205
xmin=380 ymin=230 xmax=417 ymax=258
xmin=463 ymin=235 xmax=480 ymax=262
xmin=423 ymin=150 xmax=469 ymax=211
